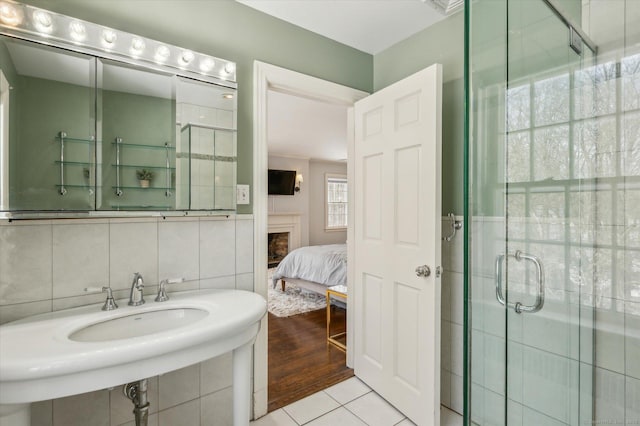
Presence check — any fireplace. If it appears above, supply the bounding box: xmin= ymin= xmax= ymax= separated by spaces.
xmin=268 ymin=232 xmax=289 ymax=267
xmin=268 ymin=213 xmax=300 ymax=267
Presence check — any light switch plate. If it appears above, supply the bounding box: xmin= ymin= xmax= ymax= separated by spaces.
xmin=236 ymin=184 xmax=250 ymax=204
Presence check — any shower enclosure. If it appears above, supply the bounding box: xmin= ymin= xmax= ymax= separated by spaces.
xmin=466 ymin=0 xmax=639 ymax=424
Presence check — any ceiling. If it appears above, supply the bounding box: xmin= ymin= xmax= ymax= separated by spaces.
xmin=267 ymin=90 xmax=349 ymax=162
xmin=237 ymin=0 xmax=447 ymax=55
xmin=249 ymin=0 xmax=451 ymax=162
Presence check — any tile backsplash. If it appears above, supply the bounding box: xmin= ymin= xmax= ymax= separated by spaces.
xmin=0 ymin=215 xmax=253 ymax=426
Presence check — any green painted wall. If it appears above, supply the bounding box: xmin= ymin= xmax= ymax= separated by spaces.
xmin=372 ymin=0 xmax=580 ymax=216
xmin=23 ymin=0 xmax=374 ymax=214
xmin=554 ymin=0 xmax=581 ymax=24
xmin=374 ymin=13 xmax=465 ymax=216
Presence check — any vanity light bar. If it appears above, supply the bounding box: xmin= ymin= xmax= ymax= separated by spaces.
xmin=0 ymin=0 xmax=237 ymax=84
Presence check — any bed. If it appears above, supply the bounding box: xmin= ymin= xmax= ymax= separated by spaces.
xmin=271 ymin=243 xmax=347 ymax=295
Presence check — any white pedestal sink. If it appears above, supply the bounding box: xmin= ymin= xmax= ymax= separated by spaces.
xmin=0 ymin=289 xmax=267 ymax=426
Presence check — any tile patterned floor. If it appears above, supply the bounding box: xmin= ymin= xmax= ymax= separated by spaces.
xmin=251 ymin=377 xmax=463 ymax=426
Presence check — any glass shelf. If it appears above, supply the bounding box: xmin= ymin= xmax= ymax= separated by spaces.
xmin=54 ymin=160 xmax=92 ymax=166
xmin=112 ymin=186 xmax=174 ymax=191
xmin=55 ymin=136 xmax=97 ymax=144
xmin=110 ymin=204 xmax=173 ymax=210
xmin=112 ymin=141 xmax=175 ymax=150
xmin=54 ymin=184 xmax=96 ymax=189
xmin=112 ymin=164 xmax=176 ymax=170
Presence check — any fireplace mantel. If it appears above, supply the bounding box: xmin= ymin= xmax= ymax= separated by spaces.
xmin=268 ymin=213 xmax=301 ymax=252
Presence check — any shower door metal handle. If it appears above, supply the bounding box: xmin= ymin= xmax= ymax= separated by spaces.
xmin=495 ymin=250 xmax=545 ymax=314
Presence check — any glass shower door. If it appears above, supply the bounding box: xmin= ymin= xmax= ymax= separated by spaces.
xmin=467 ymin=0 xmax=596 ymax=424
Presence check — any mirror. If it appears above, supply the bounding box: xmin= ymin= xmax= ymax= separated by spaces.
xmin=1 ymin=37 xmax=96 ymax=211
xmin=97 ymin=59 xmax=176 ymax=211
xmin=177 ymin=78 xmax=237 ymax=210
xmin=0 ymin=35 xmax=237 ymax=214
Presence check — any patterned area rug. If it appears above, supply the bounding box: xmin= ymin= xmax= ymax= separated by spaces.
xmin=268 ymin=270 xmax=326 ymax=317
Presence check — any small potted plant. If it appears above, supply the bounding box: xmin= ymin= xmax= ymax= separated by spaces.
xmin=136 ymin=169 xmax=153 ymax=188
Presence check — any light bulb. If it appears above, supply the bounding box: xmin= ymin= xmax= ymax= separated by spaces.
xmin=130 ymin=37 xmax=145 ymax=55
xmin=199 ymin=57 xmax=215 ymax=72
xmin=180 ymin=50 xmax=194 ymax=65
xmin=155 ymin=45 xmax=170 ymax=62
xmin=0 ymin=2 xmax=23 ymax=26
xmin=32 ymin=10 xmax=52 ymax=33
xmin=69 ymin=21 xmax=86 ymax=42
xmin=101 ymin=29 xmax=117 ymax=47
xmin=224 ymin=62 xmax=235 ymax=74
xmin=222 ymin=93 xmax=234 ymax=100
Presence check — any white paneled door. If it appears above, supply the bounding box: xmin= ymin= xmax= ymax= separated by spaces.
xmin=353 ymin=64 xmax=442 ymax=426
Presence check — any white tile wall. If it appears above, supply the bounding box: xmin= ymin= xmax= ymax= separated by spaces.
xmin=626 ymin=376 xmax=640 ymax=424
xmin=159 ymin=364 xmax=201 ymax=410
xmin=158 ymin=218 xmax=200 ymax=281
xmin=0 ymin=215 xmax=253 ymax=425
xmin=52 ymin=222 xmax=109 ymax=298
xmin=9 ymin=210 xmax=632 ymax=424
xmin=236 ymin=218 xmax=254 ymax=275
xmin=0 ymin=222 xmax=53 ymax=304
xmin=441 ymin=216 xmax=464 ymax=415
xmin=109 ymin=220 xmax=159 ymax=290
xmin=236 ymin=273 xmax=255 ymax=292
xmin=200 ymin=218 xmax=236 ymax=278
xmin=469 ymin=211 xmax=638 ymax=425
xmin=595 ymin=306 xmax=626 ymax=374
xmin=450 ymin=374 xmax=464 ymax=414
xmin=52 ymin=389 xmax=110 ymax=426
xmin=594 ymin=367 xmax=626 ymax=424
xmin=200 ymin=388 xmax=234 ymax=426
xmin=625 ymin=302 xmax=640 ymax=380
xmin=200 ymin=353 xmax=233 ymax=395
xmin=159 ymin=399 xmax=200 ymax=426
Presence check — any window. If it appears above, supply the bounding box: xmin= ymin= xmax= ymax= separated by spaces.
xmin=325 ymin=174 xmax=347 ymax=230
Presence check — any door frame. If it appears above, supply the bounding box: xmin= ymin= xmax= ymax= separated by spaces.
xmin=0 ymin=70 xmax=9 ymax=210
xmin=252 ymin=60 xmax=368 ymax=418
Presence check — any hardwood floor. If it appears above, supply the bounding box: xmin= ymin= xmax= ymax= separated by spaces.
xmin=268 ymin=306 xmax=354 ymax=412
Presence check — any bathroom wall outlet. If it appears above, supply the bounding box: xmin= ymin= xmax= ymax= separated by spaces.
xmin=237 ymin=184 xmax=250 ymax=204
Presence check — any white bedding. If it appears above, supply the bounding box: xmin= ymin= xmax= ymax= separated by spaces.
xmin=272 ymin=244 xmax=347 ymax=288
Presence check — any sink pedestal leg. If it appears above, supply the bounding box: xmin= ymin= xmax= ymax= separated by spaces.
xmin=0 ymin=403 xmax=30 ymax=426
xmin=233 ymin=342 xmax=252 ymax=426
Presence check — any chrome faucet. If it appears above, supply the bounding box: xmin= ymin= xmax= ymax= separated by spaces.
xmin=128 ymin=272 xmax=145 ymax=306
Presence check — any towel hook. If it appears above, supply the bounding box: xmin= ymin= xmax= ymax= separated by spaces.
xmin=442 ymin=213 xmax=462 ymax=242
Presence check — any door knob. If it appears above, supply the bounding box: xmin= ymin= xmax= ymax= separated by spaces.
xmin=415 ymin=265 xmax=431 ymax=277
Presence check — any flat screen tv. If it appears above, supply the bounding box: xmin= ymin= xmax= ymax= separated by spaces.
xmin=268 ymin=169 xmax=296 ymax=195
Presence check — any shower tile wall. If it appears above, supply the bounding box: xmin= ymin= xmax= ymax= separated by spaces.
xmin=0 ymin=215 xmax=253 ymax=426
xmin=441 ymin=215 xmax=464 ymax=415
